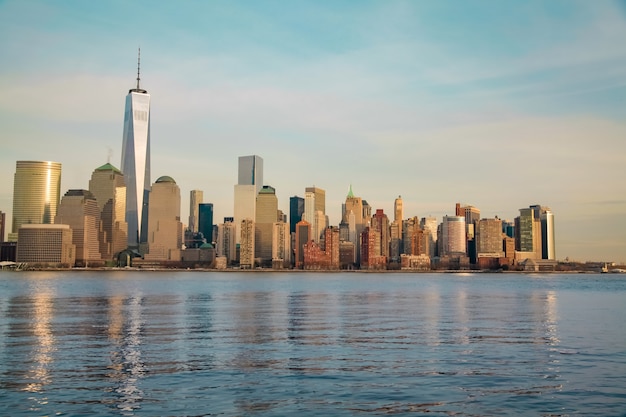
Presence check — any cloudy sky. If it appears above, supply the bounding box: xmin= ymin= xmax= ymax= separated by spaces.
xmin=1 ymin=0 xmax=625 ymax=262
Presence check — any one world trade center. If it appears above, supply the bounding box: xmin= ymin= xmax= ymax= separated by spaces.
xmin=121 ymin=49 xmax=151 ymax=250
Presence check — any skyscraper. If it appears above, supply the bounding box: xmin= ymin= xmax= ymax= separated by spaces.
xmin=144 ymin=176 xmax=182 ymax=261
xmin=255 ymin=185 xmax=278 ymax=264
xmin=189 ymin=190 xmax=204 ymax=233
xmin=343 ymin=185 xmax=365 ymax=263
xmin=441 ymin=215 xmax=466 ymax=256
xmin=295 ymin=220 xmax=311 ymax=269
xmin=10 ymin=160 xmax=62 ymax=241
xmin=55 ymin=189 xmax=102 ymax=265
xmin=198 ymin=203 xmax=214 ymax=243
xmin=234 ymin=155 xmax=263 ymax=243
xmin=88 ymin=163 xmax=128 ymax=259
xmin=372 ymin=209 xmax=390 ymax=257
xmin=121 ymin=49 xmax=151 ymax=249
xmin=394 ymin=196 xmax=403 ymax=223
xmin=304 ymin=186 xmax=326 ymax=243
xmin=289 ymin=196 xmax=304 ymax=234
xmin=529 ymin=205 xmax=556 ymax=260
xmin=240 ymin=218 xmax=255 ymax=268
xmin=217 ymin=220 xmax=237 ymax=265
xmin=238 ymin=155 xmax=263 ymax=194
xmin=272 ymin=222 xmax=291 ymax=267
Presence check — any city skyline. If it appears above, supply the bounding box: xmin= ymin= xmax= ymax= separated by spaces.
xmin=0 ymin=1 xmax=625 ymax=262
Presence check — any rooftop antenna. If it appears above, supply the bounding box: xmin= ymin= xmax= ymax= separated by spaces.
xmin=136 ymin=47 xmax=141 ymax=90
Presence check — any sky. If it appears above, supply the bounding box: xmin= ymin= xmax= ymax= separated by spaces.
xmin=0 ymin=0 xmax=625 ymax=263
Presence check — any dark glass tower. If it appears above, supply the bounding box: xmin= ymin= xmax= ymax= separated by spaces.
xmin=198 ymin=203 xmax=214 ymax=243
xmin=289 ymin=196 xmax=304 ymax=234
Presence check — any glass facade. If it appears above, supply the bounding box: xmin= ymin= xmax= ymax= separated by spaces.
xmin=121 ymin=89 xmax=151 ymax=248
xmin=11 ymin=161 xmax=62 ymax=240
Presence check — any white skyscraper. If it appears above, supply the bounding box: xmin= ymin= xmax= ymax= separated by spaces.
xmin=234 ymin=155 xmax=263 ymax=243
xmin=121 ymin=49 xmax=151 ymax=249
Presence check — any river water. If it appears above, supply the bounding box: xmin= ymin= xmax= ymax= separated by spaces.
xmin=0 ymin=271 xmax=625 ymax=416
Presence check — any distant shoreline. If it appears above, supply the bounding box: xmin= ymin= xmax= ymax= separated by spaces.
xmin=1 ymin=267 xmax=613 ymax=274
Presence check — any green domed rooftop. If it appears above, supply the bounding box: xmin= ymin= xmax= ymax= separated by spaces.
xmin=95 ymin=163 xmax=122 ymax=174
xmin=155 ymin=175 xmax=176 ymax=184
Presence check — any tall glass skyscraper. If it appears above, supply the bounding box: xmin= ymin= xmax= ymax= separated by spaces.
xmin=121 ymin=50 xmax=151 ymax=249
xmin=10 ymin=160 xmax=62 ymax=241
xmin=238 ymin=155 xmax=263 ymax=195
xmin=234 ymin=155 xmax=263 ymax=243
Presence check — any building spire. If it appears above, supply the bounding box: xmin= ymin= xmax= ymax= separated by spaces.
xmin=136 ymin=47 xmax=141 ymax=90
xmin=129 ymin=48 xmax=147 ymax=94
xmin=347 ymin=184 xmax=355 ymax=198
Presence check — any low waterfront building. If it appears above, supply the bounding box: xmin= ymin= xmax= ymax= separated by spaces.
xmin=16 ymin=224 xmax=75 ymax=267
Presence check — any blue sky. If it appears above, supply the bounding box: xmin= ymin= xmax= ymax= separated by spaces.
xmin=1 ymin=0 xmax=625 ymax=262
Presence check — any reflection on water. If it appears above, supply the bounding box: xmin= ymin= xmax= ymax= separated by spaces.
xmin=107 ymin=295 xmax=145 ymax=415
xmin=0 ymin=272 xmax=625 ymax=416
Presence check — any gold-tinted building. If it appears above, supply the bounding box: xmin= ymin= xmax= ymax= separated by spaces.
xmin=10 ymin=161 xmax=62 ymax=241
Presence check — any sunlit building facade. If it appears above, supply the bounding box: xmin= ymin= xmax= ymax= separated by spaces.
xmin=10 ymin=161 xmax=62 ymax=242
xmin=88 ymin=163 xmax=128 ymax=259
xmin=440 ymin=215 xmax=466 ymax=256
xmin=144 ymin=176 xmax=182 ymax=261
xmin=55 ymin=189 xmax=101 ymax=265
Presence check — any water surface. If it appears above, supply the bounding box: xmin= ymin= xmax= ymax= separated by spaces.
xmin=1 ymin=271 xmax=625 ymax=416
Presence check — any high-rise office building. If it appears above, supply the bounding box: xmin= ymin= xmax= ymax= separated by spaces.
xmin=217 ymin=220 xmax=237 ymax=265
xmin=189 ymin=190 xmax=204 ymax=233
xmin=144 ymin=176 xmax=182 ymax=261
xmin=272 ymin=222 xmax=291 ymax=266
xmin=255 ymin=185 xmax=278 ymax=264
xmin=343 ymin=185 xmax=363 ymax=225
xmin=390 ymin=220 xmax=402 ymax=261
xmin=476 ymin=218 xmax=504 ymax=256
xmin=343 ymin=185 xmax=365 ymax=263
xmin=420 ymin=216 xmax=438 ymax=257
xmin=305 ymin=186 xmax=325 ymax=215
xmin=239 ymin=218 xmax=255 ymax=268
xmin=295 ymin=220 xmax=311 ymax=269
xmin=530 ymin=205 xmax=556 ymax=260
xmin=121 ymin=50 xmax=151 ymax=249
xmin=88 ymin=163 xmax=128 ymax=259
xmin=238 ymin=155 xmax=263 ymax=194
xmin=10 ymin=160 xmax=62 ymax=242
xmin=372 ymin=209 xmax=390 ymax=257
xmin=289 ymin=196 xmax=304 ymax=234
xmin=55 ymin=189 xmax=102 ymax=265
xmin=198 ymin=203 xmax=214 ymax=243
xmin=394 ymin=196 xmax=403 ymax=223
xmin=234 ymin=155 xmax=263 ymax=243
xmin=516 ymin=208 xmax=536 ymax=253
xmin=440 ymin=216 xmax=466 ymax=256
xmin=303 ymin=187 xmax=326 ymax=243
xmin=402 ymin=216 xmax=419 ymax=255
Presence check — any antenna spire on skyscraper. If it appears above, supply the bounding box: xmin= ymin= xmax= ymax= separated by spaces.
xmin=136 ymin=47 xmax=141 ymax=90
xmin=129 ymin=48 xmax=147 ymax=94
